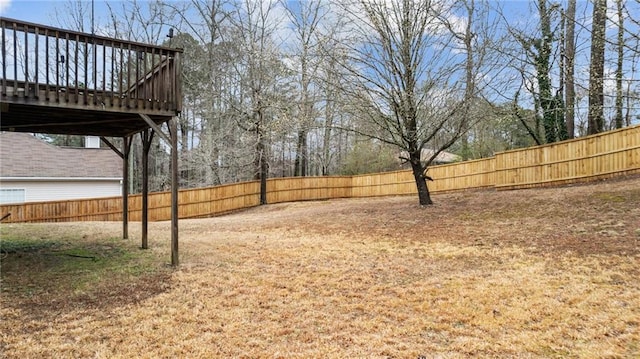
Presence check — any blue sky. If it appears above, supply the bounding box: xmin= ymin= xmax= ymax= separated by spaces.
xmin=1 ymin=0 xmax=65 ymax=24
xmin=0 ymin=0 xmax=111 ymax=28
xmin=2 ymin=0 xmax=636 ymax=127
xmin=1 ymin=0 xmax=538 ymax=29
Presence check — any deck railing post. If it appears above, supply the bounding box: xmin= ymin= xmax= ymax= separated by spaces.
xmin=1 ymin=17 xmax=182 ymax=115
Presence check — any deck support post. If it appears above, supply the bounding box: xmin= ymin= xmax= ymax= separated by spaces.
xmin=122 ymin=136 xmax=132 ymax=240
xmin=137 ymin=114 xmax=179 ymax=265
xmin=140 ymin=129 xmax=154 ymax=249
xmin=169 ymin=117 xmax=179 ymax=266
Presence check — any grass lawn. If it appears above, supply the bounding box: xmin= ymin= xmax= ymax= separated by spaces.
xmin=1 ymin=176 xmax=639 ymax=358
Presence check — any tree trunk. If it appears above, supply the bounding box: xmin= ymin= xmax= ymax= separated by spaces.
xmin=254 ymin=135 xmax=268 ymax=205
xmin=409 ymin=154 xmax=432 ymax=206
xmin=179 ymin=115 xmax=189 ymax=184
xmin=588 ymin=0 xmax=607 ymax=134
xmin=259 ymin=143 xmax=268 ymax=205
xmin=614 ymin=0 xmax=624 ymax=129
xmin=556 ymin=7 xmax=568 ymax=141
xmin=537 ymin=0 xmax=557 ymax=143
xmin=253 ymin=99 xmax=268 ymax=205
xmin=294 ymin=129 xmax=308 ymax=176
xmin=461 ymin=0 xmax=475 ymax=161
xmin=564 ymin=0 xmax=576 ymax=138
xmin=555 ymin=94 xmax=568 ymax=140
xmin=322 ymin=99 xmax=334 ymax=176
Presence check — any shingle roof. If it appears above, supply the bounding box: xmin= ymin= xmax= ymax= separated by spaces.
xmin=400 ymin=149 xmax=462 ymax=164
xmin=419 ymin=149 xmax=461 ymax=163
xmin=0 ymin=132 xmax=122 ymax=178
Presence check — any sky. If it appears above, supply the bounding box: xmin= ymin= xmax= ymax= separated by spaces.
xmin=1 ymin=1 xmax=636 ymax=92
xmin=2 ymin=0 xmax=637 ymax=128
xmin=0 ymin=0 xmax=538 ymax=29
xmin=0 ymin=0 xmax=112 ymax=29
xmin=1 ymin=0 xmax=62 ymax=24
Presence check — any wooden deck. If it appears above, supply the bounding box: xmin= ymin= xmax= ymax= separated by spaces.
xmin=0 ymin=17 xmax=182 ymax=136
xmin=0 ymin=17 xmax=183 ymax=265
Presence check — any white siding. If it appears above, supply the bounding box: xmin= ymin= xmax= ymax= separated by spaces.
xmin=0 ymin=179 xmax=122 ymax=204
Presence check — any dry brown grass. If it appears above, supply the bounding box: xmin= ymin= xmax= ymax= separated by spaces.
xmin=1 ymin=176 xmax=639 ymax=358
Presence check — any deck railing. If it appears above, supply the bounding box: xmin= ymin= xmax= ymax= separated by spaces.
xmin=0 ymin=17 xmax=182 ymax=114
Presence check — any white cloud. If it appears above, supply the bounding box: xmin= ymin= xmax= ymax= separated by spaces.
xmin=0 ymin=0 xmax=11 ymax=15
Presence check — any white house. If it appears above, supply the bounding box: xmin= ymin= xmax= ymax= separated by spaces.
xmin=0 ymin=132 xmax=122 ymax=204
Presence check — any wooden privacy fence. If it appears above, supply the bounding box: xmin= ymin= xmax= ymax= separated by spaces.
xmin=1 ymin=125 xmax=639 ymax=223
xmin=495 ymin=125 xmax=640 ymax=189
xmin=351 ymin=157 xmax=495 ymax=197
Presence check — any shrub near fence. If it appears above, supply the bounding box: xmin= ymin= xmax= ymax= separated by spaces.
xmin=1 ymin=124 xmax=639 ymax=223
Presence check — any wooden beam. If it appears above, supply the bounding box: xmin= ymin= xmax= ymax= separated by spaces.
xmin=139 ymin=113 xmax=171 ymax=145
xmin=3 ymin=116 xmax=138 ymax=129
xmin=100 ymin=136 xmax=123 ymax=158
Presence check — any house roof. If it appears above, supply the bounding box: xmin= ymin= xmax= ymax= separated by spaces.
xmin=400 ymin=149 xmax=461 ymax=164
xmin=420 ymin=149 xmax=461 ymax=163
xmin=0 ymin=132 xmax=122 ymax=179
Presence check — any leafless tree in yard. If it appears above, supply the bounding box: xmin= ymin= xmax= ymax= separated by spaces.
xmin=166 ymin=0 xmax=243 ymax=187
xmin=317 ymin=28 xmax=355 ymax=176
xmin=333 ymin=0 xmax=493 ymax=205
xmin=610 ymin=0 xmax=639 ymax=130
xmin=282 ymin=0 xmax=327 ymax=177
xmin=227 ymin=0 xmax=288 ymax=204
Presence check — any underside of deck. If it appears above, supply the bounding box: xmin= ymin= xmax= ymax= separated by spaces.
xmin=1 ymin=100 xmax=173 ymax=137
xmin=0 ymin=17 xmax=183 ymax=265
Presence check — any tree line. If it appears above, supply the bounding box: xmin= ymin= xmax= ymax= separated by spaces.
xmin=44 ymin=0 xmax=640 ymax=205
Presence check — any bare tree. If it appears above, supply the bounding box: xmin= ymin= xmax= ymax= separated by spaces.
xmin=438 ymin=0 xmax=500 ymax=159
xmin=334 ymin=0 xmax=483 ymax=205
xmin=166 ymin=0 xmax=241 ymax=187
xmin=588 ymin=0 xmax=607 ymax=134
xmin=614 ymin=0 xmax=624 ymax=129
xmin=564 ymin=0 xmax=576 ymax=138
xmin=317 ymin=25 xmax=353 ymax=176
xmin=228 ymin=0 xmax=286 ymax=204
xmin=283 ymin=0 xmax=326 ymax=177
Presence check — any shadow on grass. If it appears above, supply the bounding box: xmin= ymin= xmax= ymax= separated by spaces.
xmin=0 ymin=226 xmax=172 ymax=317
